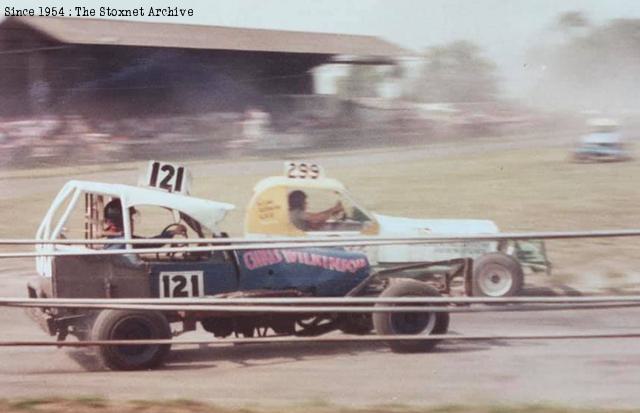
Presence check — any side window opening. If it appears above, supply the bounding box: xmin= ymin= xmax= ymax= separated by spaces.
xmin=48 ymin=190 xmax=76 ymax=240
xmin=55 ymin=192 xmax=93 ymax=244
xmin=302 ymin=188 xmax=341 ymax=214
xmin=132 ymin=205 xmax=179 ymax=239
xmin=50 ymin=191 xmax=109 ymax=250
xmin=288 ymin=188 xmax=373 ymax=232
xmin=180 ymin=212 xmax=204 ymax=238
xmin=340 ymin=193 xmax=374 ymax=224
xmin=85 ymin=193 xmax=105 ymax=247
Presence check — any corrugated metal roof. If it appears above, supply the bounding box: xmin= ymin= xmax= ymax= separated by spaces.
xmin=5 ymin=16 xmax=408 ymax=57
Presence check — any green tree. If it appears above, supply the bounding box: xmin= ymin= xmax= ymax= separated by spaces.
xmin=335 ymin=65 xmax=385 ymax=99
xmin=412 ymin=41 xmax=499 ymax=103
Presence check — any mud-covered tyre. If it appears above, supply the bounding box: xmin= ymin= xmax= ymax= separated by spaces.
xmin=91 ymin=310 xmax=171 ymax=371
xmin=373 ymin=279 xmax=449 ymax=353
xmin=472 ymin=252 xmax=523 ymax=297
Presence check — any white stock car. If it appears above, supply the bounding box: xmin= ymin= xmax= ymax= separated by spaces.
xmin=244 ymin=162 xmax=551 ymax=297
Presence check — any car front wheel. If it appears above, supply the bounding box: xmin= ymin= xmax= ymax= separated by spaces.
xmin=91 ymin=310 xmax=171 ymax=371
xmin=472 ymin=252 xmax=524 ymax=297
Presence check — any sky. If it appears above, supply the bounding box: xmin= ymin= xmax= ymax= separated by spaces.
xmin=4 ymin=0 xmax=640 ymax=95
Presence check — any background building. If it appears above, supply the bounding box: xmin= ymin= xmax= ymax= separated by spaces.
xmin=0 ymin=17 xmax=405 ymax=117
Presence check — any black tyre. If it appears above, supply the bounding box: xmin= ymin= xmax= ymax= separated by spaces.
xmin=472 ymin=252 xmax=524 ymax=297
xmin=91 ymin=310 xmax=171 ymax=371
xmin=373 ymin=279 xmax=449 ymax=353
xmin=338 ymin=313 xmax=373 ymax=335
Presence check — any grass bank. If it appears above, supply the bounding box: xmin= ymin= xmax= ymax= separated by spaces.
xmin=1 ymin=398 xmax=638 ymax=413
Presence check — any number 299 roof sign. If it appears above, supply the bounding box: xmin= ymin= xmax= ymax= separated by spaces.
xmin=252 ymin=176 xmax=346 ymax=193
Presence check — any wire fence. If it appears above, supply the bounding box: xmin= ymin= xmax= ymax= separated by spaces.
xmin=8 ymin=298 xmax=640 ymax=314
xmin=10 ymin=295 xmax=640 ymax=347
xmin=2 ymin=232 xmax=640 ymax=348
xmin=3 ymin=229 xmax=640 ymax=259
xmin=3 ymin=332 xmax=640 ymax=348
xmin=5 ymin=229 xmax=640 ymax=245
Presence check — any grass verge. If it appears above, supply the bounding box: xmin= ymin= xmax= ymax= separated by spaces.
xmin=1 ymin=399 xmax=639 ymax=413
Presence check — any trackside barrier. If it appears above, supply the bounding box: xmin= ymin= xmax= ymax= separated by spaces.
xmin=4 ymin=297 xmax=640 ymax=346
xmin=4 ymin=298 xmax=640 ymax=313
xmin=1 ymin=332 xmax=640 ymax=347
xmin=7 ymin=295 xmax=640 ymax=305
xmin=1 ymin=228 xmax=639 ymax=258
xmin=3 ymin=228 xmax=640 ymax=245
xmin=1 ymin=231 xmax=640 ymax=347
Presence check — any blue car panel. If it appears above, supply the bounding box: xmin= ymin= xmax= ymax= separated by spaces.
xmin=150 ymin=257 xmax=238 ymax=298
xmin=237 ymin=248 xmax=369 ymax=296
xmin=147 ymin=248 xmax=370 ymax=298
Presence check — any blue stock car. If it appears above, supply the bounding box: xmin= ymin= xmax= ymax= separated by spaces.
xmin=27 ymin=181 xmax=450 ymax=370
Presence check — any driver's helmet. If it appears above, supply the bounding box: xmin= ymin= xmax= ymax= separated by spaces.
xmin=104 ymin=199 xmax=137 ymax=229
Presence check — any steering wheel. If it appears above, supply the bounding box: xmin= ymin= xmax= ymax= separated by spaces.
xmin=331 ymin=206 xmax=347 ymax=221
xmin=159 ymin=223 xmax=187 ymax=259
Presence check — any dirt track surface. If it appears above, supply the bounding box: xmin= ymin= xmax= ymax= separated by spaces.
xmin=0 ymin=131 xmax=577 ymax=201
xmin=2 ymin=132 xmax=640 ymax=408
xmin=1 ymin=260 xmax=640 ymax=408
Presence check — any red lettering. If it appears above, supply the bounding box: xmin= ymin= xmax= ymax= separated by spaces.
xmin=255 ymin=250 xmax=267 ymax=267
xmin=321 ymin=255 xmax=330 ymax=269
xmin=281 ymin=249 xmax=297 ymax=263
xmin=302 ymin=252 xmax=313 ymax=266
xmin=339 ymin=258 xmax=348 ymax=271
xmin=255 ymin=251 xmax=267 ymax=267
xmin=271 ymin=250 xmax=369 ymax=274
xmin=265 ymin=250 xmax=278 ymax=265
xmin=243 ymin=251 xmax=257 ymax=270
xmin=346 ymin=260 xmax=356 ymax=273
xmin=243 ymin=249 xmax=283 ymax=270
xmin=310 ymin=254 xmax=322 ymax=267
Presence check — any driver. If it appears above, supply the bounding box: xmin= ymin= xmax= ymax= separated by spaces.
xmin=288 ymin=190 xmax=344 ymax=231
xmin=103 ymin=199 xmax=187 ymax=248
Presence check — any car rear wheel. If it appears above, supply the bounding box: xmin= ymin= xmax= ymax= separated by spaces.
xmin=338 ymin=313 xmax=373 ymax=335
xmin=91 ymin=310 xmax=171 ymax=371
xmin=373 ymin=279 xmax=449 ymax=353
xmin=472 ymin=252 xmax=524 ymax=297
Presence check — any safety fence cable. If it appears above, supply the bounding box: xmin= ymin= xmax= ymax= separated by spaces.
xmin=3 ymin=228 xmax=640 ymax=245
xmin=2 ymin=332 xmax=640 ymax=347
xmin=7 ymin=295 xmax=640 ymax=305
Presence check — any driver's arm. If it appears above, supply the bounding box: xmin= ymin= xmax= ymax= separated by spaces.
xmin=303 ymin=201 xmax=344 ymax=227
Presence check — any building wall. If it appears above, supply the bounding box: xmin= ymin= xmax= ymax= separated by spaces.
xmin=0 ymin=21 xmax=329 ymax=117
xmin=0 ymin=20 xmax=59 ymax=115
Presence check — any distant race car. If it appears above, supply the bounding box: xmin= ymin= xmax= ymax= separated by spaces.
xmin=573 ymin=118 xmax=632 ymax=162
xmin=26 ymin=161 xmax=451 ymax=371
xmin=245 ymin=161 xmax=551 ymax=297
